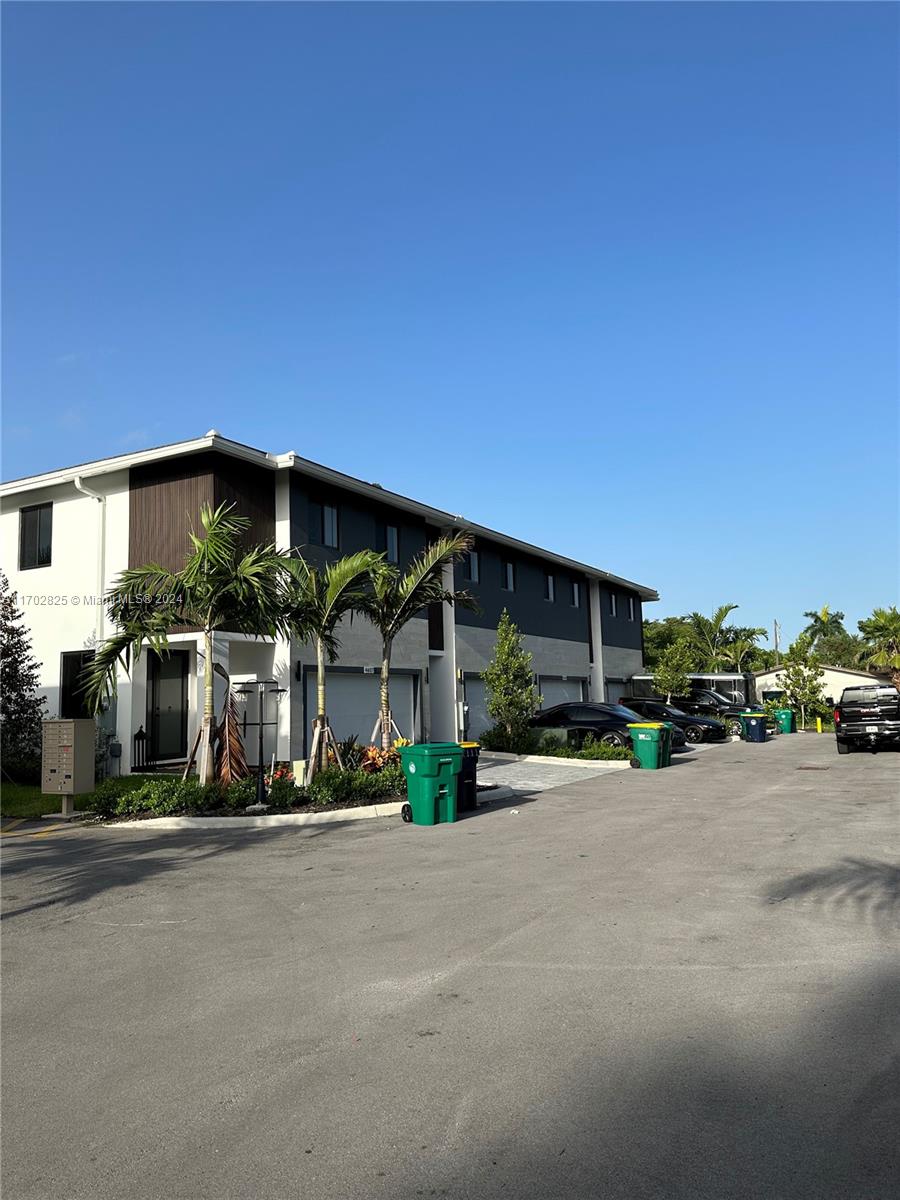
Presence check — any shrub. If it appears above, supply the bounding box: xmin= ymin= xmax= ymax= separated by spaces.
xmin=85 ymin=774 xmax=161 ymax=817
xmin=533 ymin=734 xmax=632 ymax=762
xmin=478 ymin=725 xmax=540 ymax=754
xmin=306 ymin=764 xmax=406 ymax=807
xmin=266 ymin=777 xmax=300 ymax=807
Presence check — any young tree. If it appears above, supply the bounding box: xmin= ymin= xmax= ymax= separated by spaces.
xmin=284 ymin=550 xmax=383 ymax=775
xmin=857 ymin=606 xmax=900 ymax=689
xmin=652 ymin=638 xmax=693 ymax=703
xmin=815 ymin=628 xmax=865 ymax=670
xmin=0 ymin=572 xmax=47 ymax=782
xmin=482 ymin=609 xmax=542 ymax=747
xmin=84 ymin=502 xmax=307 ymax=784
xmin=778 ymin=634 xmax=826 ymax=729
xmin=361 ymin=532 xmax=473 ymax=749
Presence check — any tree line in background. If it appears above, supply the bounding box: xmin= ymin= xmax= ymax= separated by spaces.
xmin=643 ymin=603 xmax=900 ymax=684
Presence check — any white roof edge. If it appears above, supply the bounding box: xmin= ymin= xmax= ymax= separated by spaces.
xmin=0 ymin=435 xmax=659 ymax=600
xmin=753 ymin=664 xmax=884 ymax=678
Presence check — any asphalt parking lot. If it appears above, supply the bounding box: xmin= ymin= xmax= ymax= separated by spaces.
xmin=3 ymin=734 xmax=898 ymax=1200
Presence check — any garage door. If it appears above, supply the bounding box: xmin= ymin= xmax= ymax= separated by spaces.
xmin=304 ymin=670 xmax=416 ymax=750
xmin=606 ymin=680 xmax=628 ymax=704
xmin=463 ymin=677 xmax=491 ymax=739
xmin=538 ymin=678 xmax=585 ymax=708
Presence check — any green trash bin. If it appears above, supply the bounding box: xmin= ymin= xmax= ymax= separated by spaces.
xmin=740 ymin=713 xmax=767 ymax=743
xmin=659 ymin=721 xmax=675 ymax=767
xmin=774 ymin=708 xmax=794 ymax=734
xmin=627 ymin=723 xmax=664 ymax=769
xmin=398 ymin=743 xmax=464 ymax=825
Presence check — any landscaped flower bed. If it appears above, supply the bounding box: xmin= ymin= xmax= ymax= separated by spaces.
xmin=84 ymin=758 xmax=406 ymax=821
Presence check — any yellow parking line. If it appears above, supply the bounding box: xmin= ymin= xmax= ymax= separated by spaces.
xmin=1 ymin=823 xmax=67 ymax=839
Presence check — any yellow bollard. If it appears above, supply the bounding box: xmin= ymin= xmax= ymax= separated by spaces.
xmin=816 ymin=717 xmax=823 ymax=734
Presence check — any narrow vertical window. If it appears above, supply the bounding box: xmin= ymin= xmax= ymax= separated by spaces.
xmin=571 ymin=580 xmax=581 ymax=608
xmin=385 ymin=525 xmax=399 ymax=563
xmin=322 ymin=504 xmax=339 ymax=549
xmin=19 ymin=503 xmax=53 ymax=569
xmin=609 ymin=591 xmax=617 ymax=617
xmin=502 ymin=560 xmax=515 ymax=591
xmin=544 ymin=573 xmax=555 ymax=602
xmin=628 ymin=595 xmax=636 ymax=621
xmin=463 ymin=550 xmax=479 ymax=583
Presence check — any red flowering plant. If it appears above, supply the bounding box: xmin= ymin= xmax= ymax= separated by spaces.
xmin=360 ymin=745 xmax=400 ymax=773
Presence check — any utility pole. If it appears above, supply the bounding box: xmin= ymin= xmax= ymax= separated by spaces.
xmin=773 ymin=620 xmax=781 ymax=666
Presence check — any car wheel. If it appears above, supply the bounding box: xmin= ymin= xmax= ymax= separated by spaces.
xmin=684 ymin=725 xmax=704 ymax=744
xmin=600 ymin=731 xmax=627 ymax=748
xmin=836 ymin=741 xmax=850 ymax=755
xmin=727 ymin=717 xmax=743 ymax=737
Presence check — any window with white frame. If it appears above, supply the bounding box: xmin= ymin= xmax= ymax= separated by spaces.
xmin=609 ymin=591 xmax=617 ymax=617
xmin=628 ymin=595 xmax=636 ymax=621
xmin=544 ymin=572 xmax=555 ymax=602
xmin=502 ymin=560 xmax=516 ymax=591
xmin=571 ymin=580 xmax=581 ymax=608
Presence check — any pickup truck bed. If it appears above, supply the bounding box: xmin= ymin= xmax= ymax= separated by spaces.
xmin=834 ymin=685 xmax=900 ymax=753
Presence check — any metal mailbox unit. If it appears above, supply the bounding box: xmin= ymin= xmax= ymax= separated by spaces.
xmin=42 ymin=719 xmax=95 ymax=818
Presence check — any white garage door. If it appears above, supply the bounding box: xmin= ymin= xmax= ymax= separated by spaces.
xmin=463 ymin=677 xmax=491 ymax=739
xmin=304 ymin=670 xmax=416 ymax=750
xmin=538 ymin=678 xmax=585 ymax=708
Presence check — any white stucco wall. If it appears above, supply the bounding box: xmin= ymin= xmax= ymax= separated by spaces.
xmin=754 ymin=666 xmax=888 ymax=706
xmin=1 ymin=471 xmax=130 ymax=722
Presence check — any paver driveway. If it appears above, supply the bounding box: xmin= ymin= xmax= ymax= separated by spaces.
xmin=2 ymin=735 xmax=898 ymax=1199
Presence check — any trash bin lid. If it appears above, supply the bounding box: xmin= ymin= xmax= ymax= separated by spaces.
xmin=459 ymin=741 xmax=480 ymax=748
xmin=399 ymin=741 xmax=463 ymax=756
xmin=626 ymin=722 xmax=664 ymax=728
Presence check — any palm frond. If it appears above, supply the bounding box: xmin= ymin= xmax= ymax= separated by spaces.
xmin=362 ymin=532 xmax=473 ymax=641
xmin=214 ymin=666 xmax=249 ymax=785
xmin=79 ymin=630 xmax=147 ymax=714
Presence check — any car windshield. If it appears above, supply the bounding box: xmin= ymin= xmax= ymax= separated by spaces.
xmin=841 ymin=687 xmax=899 ymax=703
xmin=605 ymin=704 xmax=644 ymax=721
xmin=699 ymin=690 xmax=738 ymax=705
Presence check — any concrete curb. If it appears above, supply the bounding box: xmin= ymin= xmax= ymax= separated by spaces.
xmin=478 ymin=751 xmax=632 ymax=771
xmin=105 ymin=787 xmax=516 ymax=832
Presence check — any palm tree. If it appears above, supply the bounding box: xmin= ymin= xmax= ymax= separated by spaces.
xmin=857 ymin=606 xmax=900 ymax=688
xmin=83 ymin=502 xmax=305 ymax=784
xmin=802 ymin=605 xmax=846 ymax=645
xmin=284 ymin=550 xmax=383 ymax=777
xmin=685 ymin=604 xmax=739 ymax=671
xmin=361 ymin=532 xmax=475 ymax=749
xmin=726 ymin=638 xmax=756 ymax=673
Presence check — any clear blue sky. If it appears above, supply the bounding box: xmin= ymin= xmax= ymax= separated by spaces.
xmin=3 ymin=2 xmax=897 ymax=643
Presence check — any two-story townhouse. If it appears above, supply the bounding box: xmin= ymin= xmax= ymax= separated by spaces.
xmin=0 ymin=432 xmax=657 ymax=773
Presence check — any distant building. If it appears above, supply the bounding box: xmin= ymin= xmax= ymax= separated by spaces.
xmin=754 ymin=664 xmax=890 ymax=706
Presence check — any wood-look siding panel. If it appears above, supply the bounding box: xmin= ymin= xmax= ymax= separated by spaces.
xmin=129 ymin=461 xmax=215 ymax=572
xmin=129 ymin=453 xmax=276 ymax=572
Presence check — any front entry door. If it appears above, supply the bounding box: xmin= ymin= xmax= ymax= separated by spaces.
xmin=148 ymin=651 xmax=189 ymax=761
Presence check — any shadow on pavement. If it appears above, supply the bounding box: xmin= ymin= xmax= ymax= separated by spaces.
xmin=766 ymin=858 xmax=900 ymax=931
xmin=394 ymin=964 xmax=900 ymax=1199
xmin=0 ymin=821 xmax=367 ymax=921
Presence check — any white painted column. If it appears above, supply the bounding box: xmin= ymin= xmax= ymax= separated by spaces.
xmin=427 ymin=562 xmax=461 ymax=741
xmin=589 ymin=580 xmax=606 ymax=702
xmin=274 ymin=464 xmax=295 ymax=760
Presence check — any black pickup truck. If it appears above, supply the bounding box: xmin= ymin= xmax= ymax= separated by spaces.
xmin=834 ymin=685 xmax=900 ymax=754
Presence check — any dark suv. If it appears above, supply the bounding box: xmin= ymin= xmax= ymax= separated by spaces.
xmin=622 ymin=697 xmax=727 ymax=744
xmin=530 ymin=702 xmax=686 ymax=750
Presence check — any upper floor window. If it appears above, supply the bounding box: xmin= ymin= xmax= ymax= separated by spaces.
xmin=463 ymin=550 xmax=479 ymax=583
xmin=310 ymin=500 xmax=339 ymax=549
xmin=628 ymin=595 xmax=636 ymax=621
xmin=544 ymin=572 xmax=555 ymax=602
xmin=385 ymin=524 xmax=399 ymax=563
xmin=19 ymin=503 xmax=52 ymax=570
xmin=571 ymin=580 xmax=581 ymax=608
xmin=502 ymin=560 xmax=516 ymax=592
xmin=609 ymin=591 xmax=617 ymax=617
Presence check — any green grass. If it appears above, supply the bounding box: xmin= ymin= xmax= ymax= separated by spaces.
xmin=1 ymin=783 xmax=47 ymax=819
xmin=0 ymin=775 xmax=158 ymax=819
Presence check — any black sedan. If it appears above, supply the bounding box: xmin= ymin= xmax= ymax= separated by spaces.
xmin=529 ymin=701 xmax=686 ymax=750
xmin=622 ymin=697 xmax=727 ymax=744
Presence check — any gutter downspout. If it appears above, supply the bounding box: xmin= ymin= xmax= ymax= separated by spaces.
xmin=73 ymin=476 xmax=106 ymax=643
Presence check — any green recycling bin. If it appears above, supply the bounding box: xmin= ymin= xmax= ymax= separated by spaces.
xmin=627 ymin=723 xmax=664 ymax=769
xmin=659 ymin=721 xmax=675 ymax=767
xmin=740 ymin=713 xmax=767 ymax=743
xmin=774 ymin=708 xmax=795 ymax=734
xmin=398 ymin=743 xmax=464 ymax=825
